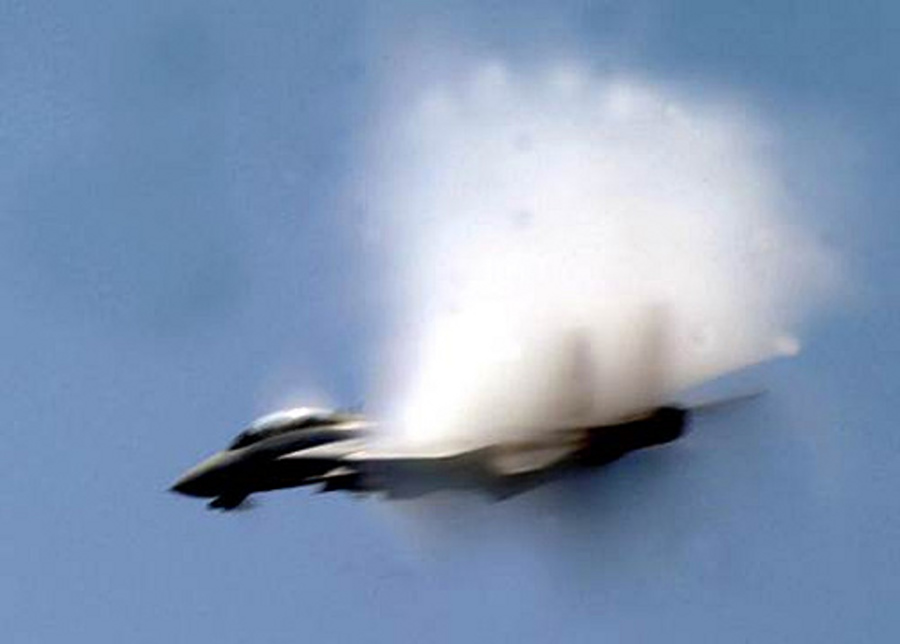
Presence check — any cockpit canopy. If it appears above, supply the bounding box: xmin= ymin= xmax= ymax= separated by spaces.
xmin=227 ymin=407 xmax=355 ymax=450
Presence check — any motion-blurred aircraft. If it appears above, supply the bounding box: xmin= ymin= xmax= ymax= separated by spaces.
xmin=171 ymin=314 xmax=756 ymax=511
xmin=170 ymin=402 xmax=692 ymax=511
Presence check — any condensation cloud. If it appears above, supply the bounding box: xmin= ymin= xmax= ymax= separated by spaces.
xmin=362 ymin=61 xmax=836 ymax=449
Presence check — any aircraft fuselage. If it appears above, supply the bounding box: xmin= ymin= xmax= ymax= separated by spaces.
xmin=171 ymin=407 xmax=689 ymax=510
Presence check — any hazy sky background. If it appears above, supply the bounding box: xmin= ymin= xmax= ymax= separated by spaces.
xmin=3 ymin=2 xmax=899 ymax=642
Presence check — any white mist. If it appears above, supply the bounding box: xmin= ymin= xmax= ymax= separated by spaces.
xmin=362 ymin=62 xmax=835 ymax=449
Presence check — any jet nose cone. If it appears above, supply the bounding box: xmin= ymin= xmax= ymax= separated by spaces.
xmin=170 ymin=452 xmax=233 ymax=498
xmin=170 ymin=473 xmax=204 ymax=497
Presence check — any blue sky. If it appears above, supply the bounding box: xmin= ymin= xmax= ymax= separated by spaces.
xmin=3 ymin=2 xmax=899 ymax=642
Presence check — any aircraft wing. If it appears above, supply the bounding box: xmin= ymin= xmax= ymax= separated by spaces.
xmin=277 ymin=439 xmax=480 ymax=464
xmin=276 ymin=431 xmax=590 ymax=491
xmin=276 ymin=438 xmax=495 ymax=495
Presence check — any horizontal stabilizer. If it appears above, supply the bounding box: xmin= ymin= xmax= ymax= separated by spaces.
xmin=687 ymin=390 xmax=765 ymax=415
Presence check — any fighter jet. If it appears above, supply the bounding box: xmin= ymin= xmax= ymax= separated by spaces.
xmin=170 ymin=402 xmax=697 ymax=510
xmin=171 ymin=316 xmax=758 ymax=510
